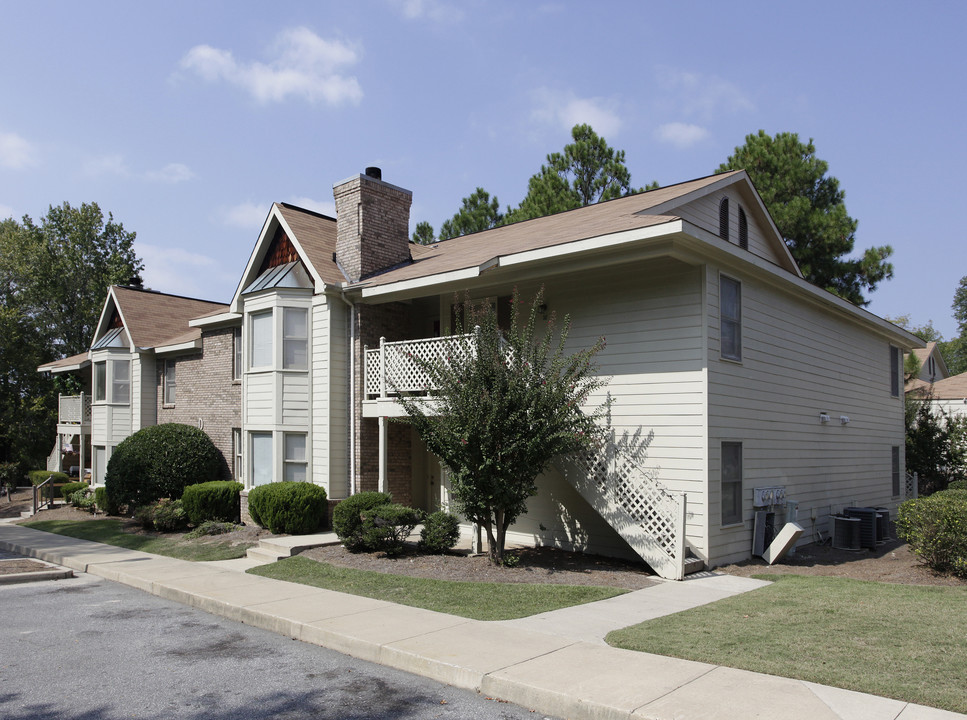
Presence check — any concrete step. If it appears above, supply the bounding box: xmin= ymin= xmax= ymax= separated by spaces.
xmin=683 ymin=555 xmax=706 ymax=576
xmin=245 ymin=546 xmax=287 ymax=563
xmin=20 ymin=511 xmax=34 ymax=519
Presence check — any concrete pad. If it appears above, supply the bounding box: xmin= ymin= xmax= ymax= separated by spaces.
xmin=89 ymin=556 xmax=217 ymax=591
xmin=633 ymin=665 xmax=842 ymax=719
xmin=258 ymin=532 xmax=340 ymax=554
xmin=154 ymin=568 xmax=269 ymax=609
xmin=245 ymin=588 xmax=390 ymax=625
xmin=677 ymin=573 xmax=772 ymax=594
xmin=381 ymin=621 xmax=576 ymax=691
xmin=300 ymin=604 xmax=469 ymax=664
xmin=483 ymin=642 xmax=715 ymax=720
xmin=803 ymin=681 xmax=907 ymax=720
xmin=204 ymin=556 xmax=267 ymax=572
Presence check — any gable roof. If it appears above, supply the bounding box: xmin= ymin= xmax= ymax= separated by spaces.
xmin=347 ymin=170 xmax=799 ymax=294
xmin=911 ymin=341 xmax=949 ymax=381
xmin=37 ymin=351 xmax=90 ymax=373
xmin=95 ymin=286 xmax=227 ymax=350
xmin=929 ymin=372 xmax=967 ymax=400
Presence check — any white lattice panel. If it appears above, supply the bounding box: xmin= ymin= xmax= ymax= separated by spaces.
xmin=367 ymin=334 xmax=476 ymax=398
xmin=364 ymin=350 xmax=381 ymax=397
xmin=58 ymin=395 xmax=91 ymax=424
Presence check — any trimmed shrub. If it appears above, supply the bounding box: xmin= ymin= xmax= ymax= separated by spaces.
xmin=947 ymin=479 xmax=967 ymax=492
xmin=181 ymin=481 xmax=243 ymax=526
xmin=133 ymin=504 xmax=155 ymax=529
xmin=359 ymin=503 xmax=423 ymax=556
xmin=69 ymin=489 xmax=95 ymax=510
xmin=248 ymin=482 xmax=328 ymax=535
xmin=332 ymin=491 xmax=392 ymax=551
xmin=61 ymin=482 xmax=88 ymax=500
xmin=29 ymin=471 xmax=70 ymax=497
xmin=93 ymin=487 xmax=116 ymax=514
xmin=105 ymin=423 xmax=223 ymax=510
xmin=419 ymin=511 xmax=461 ymax=554
xmin=134 ymin=498 xmax=188 ymax=532
xmin=896 ymin=489 xmax=967 ymax=577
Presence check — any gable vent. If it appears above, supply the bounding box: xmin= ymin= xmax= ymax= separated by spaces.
xmin=738 ymin=207 xmax=748 ymax=250
xmin=719 ymin=197 xmax=730 ymax=241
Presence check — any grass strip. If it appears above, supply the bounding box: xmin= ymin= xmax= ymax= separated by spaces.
xmin=606 ymin=574 xmax=967 ymax=714
xmin=249 ymin=555 xmax=627 ymax=621
xmin=23 ymin=519 xmax=252 ymax=562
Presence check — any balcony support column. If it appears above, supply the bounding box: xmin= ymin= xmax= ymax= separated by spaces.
xmin=378 ymin=415 xmax=388 ymax=493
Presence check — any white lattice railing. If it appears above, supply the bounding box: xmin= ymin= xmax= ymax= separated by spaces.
xmin=58 ymin=393 xmax=91 ymax=425
xmin=905 ymin=471 xmax=919 ymax=500
xmin=561 ymin=434 xmax=686 ymax=580
xmin=365 ymin=333 xmax=477 ymax=399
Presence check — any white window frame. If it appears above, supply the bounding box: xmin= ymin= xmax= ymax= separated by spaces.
xmin=720 ymin=275 xmax=742 ymax=362
xmin=233 ymin=327 xmax=243 ymax=380
xmin=250 ymin=432 xmax=273 ymax=486
xmin=250 ymin=311 xmax=273 ymax=370
xmin=94 ymin=361 xmax=106 ymax=402
xmin=232 ymin=428 xmax=242 ymax=481
xmin=283 ymin=432 xmax=307 ymax=482
xmin=282 ymin=307 xmax=308 ymax=370
xmin=163 ymin=359 xmax=176 ymax=406
xmin=110 ymin=359 xmax=130 ymax=404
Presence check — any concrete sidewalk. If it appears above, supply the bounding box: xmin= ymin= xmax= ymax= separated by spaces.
xmin=1 ymin=524 xmax=961 ymax=720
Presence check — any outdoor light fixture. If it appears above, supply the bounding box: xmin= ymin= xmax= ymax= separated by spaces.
xmin=819 ymin=412 xmax=830 ymax=424
xmin=840 ymin=415 xmax=850 ymax=425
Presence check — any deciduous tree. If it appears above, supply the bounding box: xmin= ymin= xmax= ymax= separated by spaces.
xmin=717 ymin=130 xmax=893 ymax=306
xmin=398 ymin=288 xmax=610 ymax=564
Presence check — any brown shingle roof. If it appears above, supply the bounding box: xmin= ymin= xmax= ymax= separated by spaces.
xmin=274 ymin=203 xmax=343 ymax=284
xmin=350 ymin=172 xmax=739 ymax=289
xmin=931 ymin=372 xmax=967 ymax=400
xmin=112 ymin=286 xmax=226 ymax=349
xmin=38 ymin=351 xmax=90 ymax=372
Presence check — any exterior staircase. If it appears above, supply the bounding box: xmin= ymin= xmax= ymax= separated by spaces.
xmin=559 ymin=436 xmax=702 ymax=581
xmin=245 ymin=532 xmax=341 ymax=564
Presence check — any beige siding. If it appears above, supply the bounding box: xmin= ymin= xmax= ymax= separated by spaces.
xmin=136 ymin=354 xmax=156 ymax=430
xmin=675 ymin=192 xmax=779 ymax=265
xmin=491 ymin=258 xmax=709 ymax=559
xmin=311 ymin=296 xmax=330 ymax=490
xmin=281 ymin=374 xmax=310 ymax=424
xmin=328 ymin=299 xmax=350 ymax=498
xmin=706 ymin=266 xmax=906 ymax=566
xmin=245 ymin=373 xmax=274 ymax=425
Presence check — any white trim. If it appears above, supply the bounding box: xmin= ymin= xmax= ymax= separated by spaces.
xmin=189 ymin=311 xmax=242 ymax=329
xmin=154 ymin=339 xmax=202 ymax=355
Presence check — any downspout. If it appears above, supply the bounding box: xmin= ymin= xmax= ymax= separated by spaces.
xmin=337 ymin=291 xmax=357 ymax=496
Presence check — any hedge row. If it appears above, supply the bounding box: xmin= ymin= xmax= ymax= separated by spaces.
xmin=896 ymin=488 xmax=967 ymax=577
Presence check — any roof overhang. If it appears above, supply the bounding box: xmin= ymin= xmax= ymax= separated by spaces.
xmin=37 ymin=355 xmax=91 ymax=374
xmin=153 ymin=339 xmax=203 ymax=356
xmin=189 ymin=311 xmax=242 ymax=329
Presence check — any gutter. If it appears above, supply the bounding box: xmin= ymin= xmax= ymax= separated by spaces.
xmin=335 ymin=291 xmax=357 ymax=496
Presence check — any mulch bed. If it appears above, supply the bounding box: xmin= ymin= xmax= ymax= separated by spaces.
xmin=0 ymin=558 xmax=53 ymax=575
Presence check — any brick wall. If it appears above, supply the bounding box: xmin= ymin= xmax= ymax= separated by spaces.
xmin=351 ymin=302 xmax=415 ymax=505
xmin=156 ymin=327 xmax=242 ymax=480
xmin=333 ymin=173 xmax=412 ymax=282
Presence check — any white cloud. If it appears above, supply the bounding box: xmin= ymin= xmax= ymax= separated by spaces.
xmin=531 ymin=88 xmax=623 ymax=137
xmin=0 ymin=131 xmax=37 ymax=169
xmin=84 ymin=153 xmax=129 ymax=178
xmin=145 ymin=163 xmax=194 ymax=184
xmin=655 ymin=122 xmax=709 ymax=148
xmin=288 ymin=196 xmax=336 ymax=217
xmin=391 ymin=0 xmax=463 ymax=23
xmin=139 ymin=243 xmax=236 ymax=300
xmin=0 ymin=204 xmax=15 ymax=219
xmin=221 ymin=202 xmax=270 ymax=230
xmin=180 ymin=27 xmax=363 ymax=106
xmin=655 ymin=67 xmax=754 ymax=118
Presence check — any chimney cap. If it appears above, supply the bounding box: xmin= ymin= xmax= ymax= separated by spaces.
xmin=365 ymin=166 xmax=382 ymax=180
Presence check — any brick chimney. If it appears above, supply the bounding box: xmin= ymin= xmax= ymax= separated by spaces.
xmin=333 ymin=167 xmax=412 ymax=282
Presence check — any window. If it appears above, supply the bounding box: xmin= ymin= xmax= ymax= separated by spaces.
xmin=250 ymin=432 xmax=272 ymax=486
xmin=719 ymin=197 xmax=730 ymax=241
xmin=233 ymin=327 xmax=242 ymax=380
xmin=720 ymin=276 xmax=742 ymax=361
xmin=282 ymin=308 xmax=308 ymax=370
xmin=890 ymin=346 xmax=900 ymax=396
xmin=738 ymin=207 xmax=748 ymax=250
xmin=94 ymin=446 xmax=106 ymax=485
xmin=232 ymin=428 xmax=242 ymax=481
xmin=163 ymin=360 xmax=176 ymax=405
xmin=892 ymin=446 xmax=901 ymax=497
xmin=111 ymin=360 xmax=130 ymax=404
xmin=94 ymin=362 xmax=106 ymax=401
xmin=722 ymin=442 xmax=743 ymax=525
xmin=250 ymin=312 xmax=273 ymax=369
xmin=284 ymin=433 xmax=307 ymax=482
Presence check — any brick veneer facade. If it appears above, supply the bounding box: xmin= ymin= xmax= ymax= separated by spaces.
xmin=156 ymin=327 xmax=242 ymax=480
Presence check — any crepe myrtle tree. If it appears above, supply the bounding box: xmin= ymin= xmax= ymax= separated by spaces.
xmin=398 ymin=288 xmax=610 ymax=565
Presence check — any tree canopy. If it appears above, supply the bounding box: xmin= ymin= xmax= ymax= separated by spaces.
xmin=504 ymin=124 xmax=656 ymax=225
xmin=439 ymin=187 xmax=502 ymax=241
xmin=717 ymin=130 xmax=893 ymax=306
xmin=398 ymin=288 xmax=609 ymax=564
xmin=0 ymin=202 xmax=142 ymax=467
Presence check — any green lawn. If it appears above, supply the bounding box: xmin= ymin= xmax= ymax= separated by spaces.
xmin=606 ymin=574 xmax=967 ymax=714
xmin=249 ymin=555 xmax=627 ymax=621
xmin=23 ymin=519 xmax=253 ymax=562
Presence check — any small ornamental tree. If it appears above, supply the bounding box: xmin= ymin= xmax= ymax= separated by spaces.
xmin=398 ymin=287 xmax=609 ymax=565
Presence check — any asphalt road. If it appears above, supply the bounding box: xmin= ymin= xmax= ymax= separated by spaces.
xmin=0 ymin=572 xmax=557 ymax=720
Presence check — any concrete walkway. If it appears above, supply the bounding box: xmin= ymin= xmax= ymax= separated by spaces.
xmin=0 ymin=524 xmax=961 ymax=720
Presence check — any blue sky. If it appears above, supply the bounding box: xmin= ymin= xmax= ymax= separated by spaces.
xmin=1 ymin=1 xmax=964 ymax=339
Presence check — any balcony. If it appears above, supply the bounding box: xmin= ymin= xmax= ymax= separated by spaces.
xmin=363 ymin=333 xmax=476 ymax=417
xmin=57 ymin=393 xmax=92 ymax=432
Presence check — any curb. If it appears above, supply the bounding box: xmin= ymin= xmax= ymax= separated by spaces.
xmin=0 ymin=566 xmax=74 ymax=585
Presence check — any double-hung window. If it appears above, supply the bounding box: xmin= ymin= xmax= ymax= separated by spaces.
xmin=94 ymin=359 xmax=130 ymax=404
xmin=233 ymin=327 xmax=242 ymax=379
xmin=282 ymin=308 xmax=308 ymax=370
xmin=163 ymin=360 xmax=176 ymax=405
xmin=94 ymin=362 xmax=106 ymax=401
xmin=722 ymin=442 xmax=743 ymax=525
xmin=284 ymin=433 xmax=307 ymax=482
xmin=720 ymin=276 xmax=742 ymax=361
xmin=250 ymin=312 xmax=273 ymax=369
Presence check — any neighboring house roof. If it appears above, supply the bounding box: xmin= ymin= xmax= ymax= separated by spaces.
xmin=930 ymin=372 xmax=967 ymax=400
xmin=37 ymin=352 xmax=90 ymax=373
xmin=910 ymin=341 xmax=949 ymax=382
xmin=98 ymin=286 xmax=227 ymax=350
